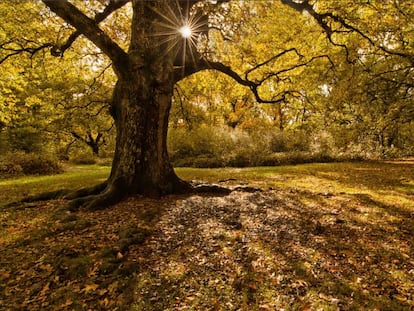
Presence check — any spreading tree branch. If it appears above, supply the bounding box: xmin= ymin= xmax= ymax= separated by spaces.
xmin=51 ymin=0 xmax=130 ymax=57
xmin=280 ymin=0 xmax=414 ymax=64
xmin=177 ymin=47 xmax=334 ymax=104
xmin=196 ymin=59 xmax=287 ymax=104
xmin=42 ymin=0 xmax=130 ymax=77
xmin=183 ymin=53 xmax=333 ymax=104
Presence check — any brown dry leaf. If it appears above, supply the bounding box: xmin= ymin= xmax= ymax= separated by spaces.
xmin=393 ymin=294 xmax=407 ymax=302
xmin=82 ymin=283 xmax=99 ymax=293
xmin=248 ymin=283 xmax=258 ymax=290
xmin=259 ymin=304 xmax=273 ymax=311
xmin=39 ymin=282 xmax=50 ymax=297
xmin=98 ymin=289 xmax=108 ymax=296
xmin=0 ymin=270 xmax=10 ymax=280
xmin=59 ymin=299 xmax=73 ymax=308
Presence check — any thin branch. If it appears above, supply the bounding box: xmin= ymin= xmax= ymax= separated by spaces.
xmin=244 ymin=48 xmax=304 ymax=81
xmin=260 ymin=54 xmax=335 ymax=86
xmin=244 ymin=48 xmax=302 ymax=81
xmin=71 ymin=100 xmax=110 ymax=111
xmin=174 ymin=85 xmax=193 ymax=129
xmin=0 ymin=42 xmax=52 ymax=65
xmin=84 ymin=62 xmax=113 ymax=96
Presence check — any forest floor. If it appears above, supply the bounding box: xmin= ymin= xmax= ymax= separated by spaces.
xmin=0 ymin=161 xmax=413 ymax=310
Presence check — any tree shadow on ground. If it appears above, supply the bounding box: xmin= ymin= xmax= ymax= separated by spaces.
xmin=132 ymin=188 xmax=413 ymax=310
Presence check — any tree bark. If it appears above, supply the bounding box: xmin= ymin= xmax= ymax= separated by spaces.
xmin=109 ymin=77 xmax=187 ymax=194
xmin=71 ymin=77 xmax=191 ymax=209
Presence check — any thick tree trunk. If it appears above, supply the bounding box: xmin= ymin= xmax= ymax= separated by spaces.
xmin=109 ymin=77 xmax=188 ymax=195
xmin=72 ymin=74 xmax=190 ymax=209
xmin=64 ymin=1 xmax=198 ymax=209
xmin=71 ymin=56 xmax=189 ymax=209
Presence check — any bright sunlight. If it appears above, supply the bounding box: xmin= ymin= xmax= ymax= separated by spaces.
xmin=179 ymin=25 xmax=192 ymax=38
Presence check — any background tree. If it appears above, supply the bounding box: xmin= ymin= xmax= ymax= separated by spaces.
xmin=0 ymin=1 xmax=117 ymax=159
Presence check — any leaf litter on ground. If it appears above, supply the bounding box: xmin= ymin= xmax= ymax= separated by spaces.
xmin=0 ymin=161 xmax=413 ymax=310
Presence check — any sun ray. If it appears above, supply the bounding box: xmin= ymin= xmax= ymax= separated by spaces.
xmin=149 ymin=5 xmax=180 ymax=28
xmin=146 ymin=0 xmax=208 ymax=69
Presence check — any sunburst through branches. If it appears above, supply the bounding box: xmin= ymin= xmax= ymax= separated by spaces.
xmin=179 ymin=25 xmax=193 ymax=38
xmin=150 ymin=0 xmax=208 ymax=68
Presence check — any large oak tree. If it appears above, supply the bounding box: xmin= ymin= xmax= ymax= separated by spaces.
xmin=39 ymin=0 xmax=318 ymax=209
xmin=3 ymin=0 xmax=412 ymax=208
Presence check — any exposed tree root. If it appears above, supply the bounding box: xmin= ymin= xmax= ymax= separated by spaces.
xmin=69 ymin=187 xmax=124 ymax=211
xmin=191 ymin=184 xmax=232 ymax=195
xmin=191 ymin=183 xmax=262 ymax=195
xmin=14 ymin=182 xmax=109 ymax=206
xmin=68 ymin=177 xmax=193 ymax=211
xmin=7 ymin=178 xmax=262 ymax=212
xmin=21 ymin=189 xmax=72 ymax=203
xmin=64 ymin=182 xmax=108 ymax=200
xmin=3 ymin=182 xmax=108 ymax=210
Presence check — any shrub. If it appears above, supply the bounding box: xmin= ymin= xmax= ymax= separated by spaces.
xmin=226 ymin=153 xmax=252 ymax=167
xmin=269 ymin=130 xmax=310 ymax=153
xmin=168 ymin=126 xmax=233 ymax=165
xmin=0 ymin=152 xmax=61 ymax=178
xmin=168 ymin=125 xmax=368 ymax=168
xmin=95 ymin=157 xmax=113 ymax=166
xmin=70 ymin=151 xmax=97 ymax=165
xmin=6 ymin=126 xmax=45 ymax=153
xmin=0 ymin=161 xmax=24 ymax=178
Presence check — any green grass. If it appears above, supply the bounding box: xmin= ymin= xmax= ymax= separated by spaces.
xmin=0 ymin=165 xmax=110 ymax=205
xmin=1 ymin=161 xmax=413 ymax=210
xmin=177 ymin=161 xmax=414 ymax=210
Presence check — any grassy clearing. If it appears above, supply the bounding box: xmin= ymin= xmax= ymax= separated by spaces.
xmin=0 ymin=165 xmax=110 ymax=205
xmin=177 ymin=161 xmax=414 ymax=210
xmin=0 ymin=161 xmax=413 ymax=310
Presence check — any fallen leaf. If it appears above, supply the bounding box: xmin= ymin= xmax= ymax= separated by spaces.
xmin=82 ymin=283 xmax=99 ymax=293
xmin=39 ymin=282 xmax=50 ymax=297
xmin=0 ymin=270 xmax=10 ymax=280
xmin=98 ymin=289 xmax=108 ymax=296
xmin=59 ymin=299 xmax=73 ymax=308
xmin=393 ymin=294 xmax=407 ymax=302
